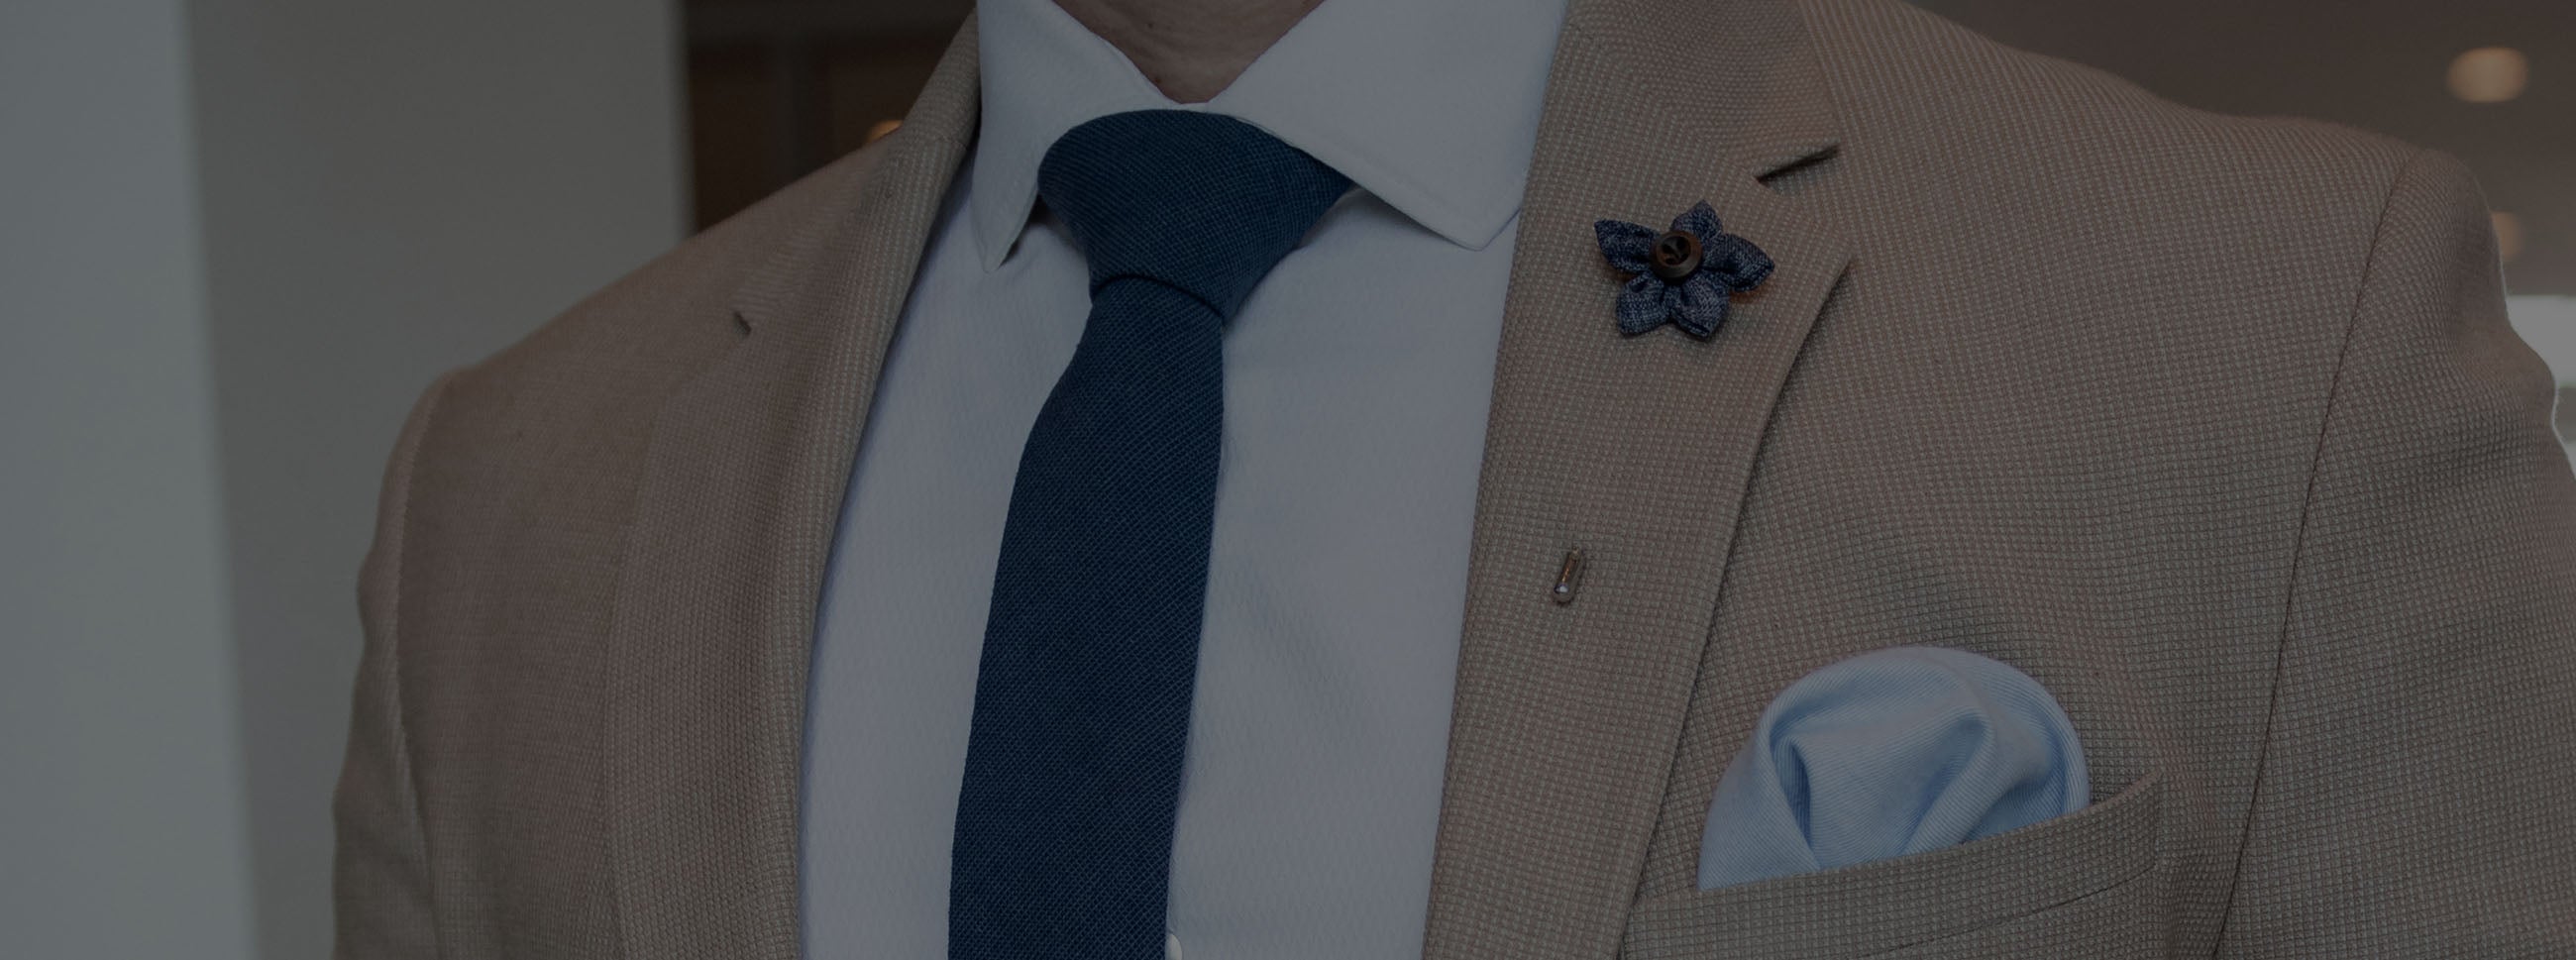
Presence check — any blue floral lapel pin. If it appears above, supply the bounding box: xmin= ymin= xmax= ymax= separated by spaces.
xmin=1594 ymin=201 xmax=1774 ymax=338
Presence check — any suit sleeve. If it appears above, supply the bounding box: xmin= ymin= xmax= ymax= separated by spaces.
xmin=2214 ymin=149 xmax=2576 ymax=955
xmin=330 ymin=373 xmax=454 ymax=960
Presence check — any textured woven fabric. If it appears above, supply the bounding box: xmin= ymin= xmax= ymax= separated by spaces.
xmin=1695 ymin=645 xmax=2088 ymax=889
xmin=332 ymin=1 xmax=2576 ymax=958
xmin=947 ymin=110 xmax=1350 ymax=960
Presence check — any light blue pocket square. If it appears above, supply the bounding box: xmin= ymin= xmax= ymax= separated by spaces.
xmin=1697 ymin=646 xmax=2089 ymax=890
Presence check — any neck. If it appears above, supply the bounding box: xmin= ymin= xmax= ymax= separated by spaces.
xmin=1052 ymin=0 xmax=1327 ymax=103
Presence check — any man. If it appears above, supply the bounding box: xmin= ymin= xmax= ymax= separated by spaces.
xmin=331 ymin=0 xmax=2576 ymax=956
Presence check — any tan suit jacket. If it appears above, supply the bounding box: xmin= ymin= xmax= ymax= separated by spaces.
xmin=331 ymin=0 xmax=2576 ymax=956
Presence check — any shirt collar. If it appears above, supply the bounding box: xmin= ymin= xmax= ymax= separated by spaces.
xmin=967 ymin=0 xmax=1570 ymax=270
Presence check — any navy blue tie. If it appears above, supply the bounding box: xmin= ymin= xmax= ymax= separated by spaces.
xmin=947 ymin=111 xmax=1351 ymax=960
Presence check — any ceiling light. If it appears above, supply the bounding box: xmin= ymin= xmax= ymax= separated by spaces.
xmin=2448 ymin=47 xmax=2529 ymax=103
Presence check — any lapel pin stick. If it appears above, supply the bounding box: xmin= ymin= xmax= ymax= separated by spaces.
xmin=1551 ymin=546 xmax=1586 ymax=605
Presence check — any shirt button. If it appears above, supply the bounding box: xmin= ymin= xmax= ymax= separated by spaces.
xmin=1166 ymin=931 xmax=1182 ymax=960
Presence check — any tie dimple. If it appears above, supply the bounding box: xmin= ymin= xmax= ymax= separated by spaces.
xmin=947 ymin=110 xmax=1349 ymax=960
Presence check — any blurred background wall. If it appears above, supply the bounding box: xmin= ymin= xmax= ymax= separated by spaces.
xmin=0 ymin=0 xmax=2565 ymax=957
xmin=4 ymin=3 xmax=253 ymax=958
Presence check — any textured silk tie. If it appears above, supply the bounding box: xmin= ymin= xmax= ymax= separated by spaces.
xmin=947 ymin=110 xmax=1351 ymax=960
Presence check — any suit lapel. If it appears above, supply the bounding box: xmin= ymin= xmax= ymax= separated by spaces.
xmin=600 ymin=18 xmax=982 ymax=959
xmin=1420 ymin=1 xmax=1851 ymax=958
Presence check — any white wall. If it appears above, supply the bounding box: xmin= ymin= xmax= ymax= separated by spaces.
xmin=185 ymin=1 xmax=688 ymax=957
xmin=1 ymin=2 xmax=685 ymax=957
xmin=0 ymin=2 xmax=256 ymax=958
xmin=2508 ymin=296 xmax=2576 ymax=382
xmin=2504 ymin=296 xmax=2576 ymax=470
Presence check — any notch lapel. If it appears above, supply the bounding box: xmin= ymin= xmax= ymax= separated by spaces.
xmin=1420 ymin=1 xmax=1853 ymax=958
xmin=600 ymin=18 xmax=982 ymax=959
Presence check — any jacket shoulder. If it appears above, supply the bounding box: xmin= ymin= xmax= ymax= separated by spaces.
xmin=1791 ymin=0 xmax=2423 ymax=201
xmin=444 ymin=137 xmax=901 ymax=421
xmin=389 ymin=138 xmax=906 ymax=546
xmin=1782 ymin=0 xmax=2459 ymax=369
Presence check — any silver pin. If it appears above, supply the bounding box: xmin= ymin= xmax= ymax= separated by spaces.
xmin=1551 ymin=546 xmax=1586 ymax=604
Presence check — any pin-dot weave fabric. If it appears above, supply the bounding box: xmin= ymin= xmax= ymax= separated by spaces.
xmin=947 ymin=110 xmax=1350 ymax=960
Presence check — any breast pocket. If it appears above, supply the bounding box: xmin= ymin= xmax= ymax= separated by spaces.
xmin=1621 ymin=770 xmax=2168 ymax=960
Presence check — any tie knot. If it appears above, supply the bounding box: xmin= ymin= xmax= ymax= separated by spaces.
xmin=1038 ymin=110 xmax=1351 ymax=320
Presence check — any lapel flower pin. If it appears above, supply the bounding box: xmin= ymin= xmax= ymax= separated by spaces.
xmin=1594 ymin=201 xmax=1774 ymax=338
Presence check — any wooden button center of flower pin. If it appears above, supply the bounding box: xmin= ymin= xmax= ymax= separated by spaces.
xmin=1651 ymin=230 xmax=1702 ymax=279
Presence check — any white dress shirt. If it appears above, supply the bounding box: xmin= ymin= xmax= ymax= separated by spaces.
xmin=798 ymin=0 xmax=1568 ymax=957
